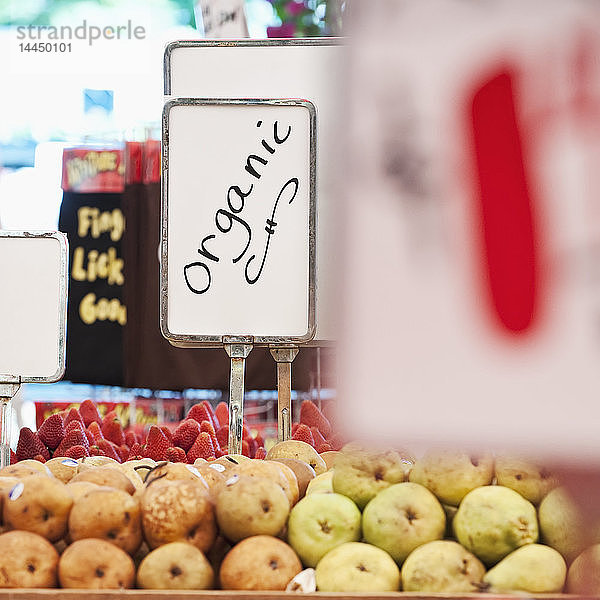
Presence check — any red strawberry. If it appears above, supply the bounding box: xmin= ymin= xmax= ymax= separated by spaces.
xmin=96 ymin=439 xmax=121 ymax=462
xmin=292 ymin=424 xmax=314 ymax=447
xmin=129 ymin=442 xmax=144 ymax=458
xmin=166 ymin=446 xmax=186 ymax=462
xmin=254 ymin=433 xmax=264 ymax=449
xmin=38 ymin=413 xmax=65 ymax=451
xmin=173 ymin=420 xmax=201 ymax=452
xmin=118 ymin=444 xmax=130 ymax=462
xmin=323 ymin=400 xmax=336 ymax=426
xmin=102 ymin=410 xmax=118 ymax=426
xmin=187 ymin=432 xmax=215 ymax=463
xmin=10 ymin=449 xmax=16 ymax=465
xmin=64 ymin=407 xmax=85 ymax=428
xmin=66 ymin=445 xmax=89 ymax=459
xmin=328 ymin=433 xmax=344 ymax=451
xmin=66 ymin=420 xmax=84 ymax=435
xmin=311 ymin=426 xmax=326 ymax=449
xmin=216 ymin=426 xmax=229 ymax=451
xmin=299 ymin=401 xmax=331 ymax=438
xmin=160 ymin=426 xmax=173 ymax=445
xmin=16 ymin=428 xmax=49 ymax=461
xmin=87 ymin=422 xmax=104 ymax=443
xmin=248 ymin=438 xmax=258 ymax=459
xmin=33 ymin=454 xmax=47 ymax=463
xmin=79 ymin=399 xmax=102 ymax=427
xmin=242 ymin=424 xmax=252 ymax=441
xmin=317 ymin=442 xmax=333 ymax=453
xmin=215 ymin=402 xmax=229 ymax=428
xmin=54 ymin=429 xmax=89 ymax=457
xmin=143 ymin=426 xmax=170 ymax=462
xmin=125 ymin=431 xmax=139 ymax=447
xmin=187 ymin=403 xmax=214 ymax=427
xmin=292 ymin=423 xmax=299 ymax=436
xmin=255 ymin=446 xmax=267 ymax=460
xmin=200 ymin=421 xmax=219 ymax=455
xmin=201 ymin=401 xmax=219 ymax=429
xmin=102 ymin=418 xmax=125 ymax=447
xmin=241 ymin=439 xmax=250 ymax=457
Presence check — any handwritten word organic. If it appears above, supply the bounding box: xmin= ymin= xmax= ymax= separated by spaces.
xmin=184 ymin=118 xmax=298 ymax=295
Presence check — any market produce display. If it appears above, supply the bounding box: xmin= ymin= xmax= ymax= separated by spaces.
xmin=1 ymin=399 xmax=599 ymax=593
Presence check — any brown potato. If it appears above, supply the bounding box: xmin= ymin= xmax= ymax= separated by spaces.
xmin=269 ymin=458 xmax=316 ymax=499
xmin=141 ymin=478 xmax=216 ymax=552
xmin=45 ymin=457 xmax=79 ymax=483
xmin=77 ymin=456 xmax=120 ymax=469
xmin=137 ymin=542 xmax=214 ymax=589
xmin=58 ymin=538 xmax=135 ymax=589
xmin=192 ymin=463 xmax=227 ymax=499
xmin=143 ymin=462 xmax=210 ymax=489
xmin=0 ymin=460 xmax=52 ymax=479
xmin=69 ymin=488 xmax=142 ymax=555
xmin=233 ymin=461 xmax=298 ymax=507
xmin=3 ymin=474 xmax=73 ymax=542
xmin=0 ymin=530 xmax=59 ymax=587
xmin=66 ymin=481 xmax=105 ymax=501
xmin=220 ymin=535 xmax=302 ymax=590
xmin=70 ymin=466 xmax=135 ymax=495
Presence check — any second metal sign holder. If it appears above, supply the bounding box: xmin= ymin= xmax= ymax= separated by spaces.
xmin=161 ymin=98 xmax=317 ymax=453
xmin=0 ymin=231 xmax=68 ymax=468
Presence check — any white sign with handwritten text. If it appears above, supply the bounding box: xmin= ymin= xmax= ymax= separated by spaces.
xmin=195 ymin=0 xmax=248 ymax=39
xmin=162 ymin=100 xmax=315 ymax=346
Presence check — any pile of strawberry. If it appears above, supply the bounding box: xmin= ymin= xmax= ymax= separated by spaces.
xmin=13 ymin=399 xmax=341 ymax=465
xmin=13 ymin=400 xmax=263 ymax=465
xmin=291 ymin=400 xmax=343 ymax=453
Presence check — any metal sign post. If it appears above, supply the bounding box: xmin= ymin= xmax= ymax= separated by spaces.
xmin=161 ymin=97 xmax=317 ymax=447
xmin=0 ymin=381 xmax=19 ymax=468
xmin=270 ymin=347 xmax=299 ymax=441
xmin=0 ymin=231 xmax=68 ymax=467
xmin=224 ymin=340 xmax=253 ymax=454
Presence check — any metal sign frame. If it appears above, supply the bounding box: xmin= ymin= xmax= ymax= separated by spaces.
xmin=160 ymin=97 xmax=317 ymax=348
xmin=163 ymin=38 xmax=344 ymax=96
xmin=0 ymin=231 xmax=68 ymax=384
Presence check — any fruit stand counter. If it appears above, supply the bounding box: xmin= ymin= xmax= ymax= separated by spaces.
xmin=0 ymin=592 xmax=589 ymax=600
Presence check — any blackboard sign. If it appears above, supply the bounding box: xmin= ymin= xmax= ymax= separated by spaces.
xmin=161 ymin=98 xmax=316 ymax=347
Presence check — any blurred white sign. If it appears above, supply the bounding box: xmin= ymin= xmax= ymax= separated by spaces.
xmin=340 ymin=0 xmax=600 ymax=462
xmin=195 ymin=0 xmax=248 ymax=38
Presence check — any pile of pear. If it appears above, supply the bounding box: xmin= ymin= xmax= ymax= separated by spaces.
xmin=0 ymin=442 xmax=599 ymax=594
xmin=312 ymin=446 xmax=600 ymax=594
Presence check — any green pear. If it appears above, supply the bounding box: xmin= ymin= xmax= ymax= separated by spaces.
xmin=453 ymin=485 xmax=538 ymax=565
xmin=538 ymin=487 xmax=587 ymax=562
xmin=483 ymin=544 xmax=566 ymax=593
xmin=362 ymin=482 xmax=446 ymax=563
xmin=409 ymin=452 xmax=494 ymax=506
xmin=332 ymin=444 xmax=411 ymax=510
xmin=566 ymin=544 xmax=600 ymax=594
xmin=401 ymin=540 xmax=485 ymax=592
xmin=315 ymin=542 xmax=400 ymax=592
xmin=305 ymin=471 xmax=333 ymax=495
xmin=495 ymin=456 xmax=558 ymax=505
xmin=287 ymin=492 xmax=361 ymax=567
